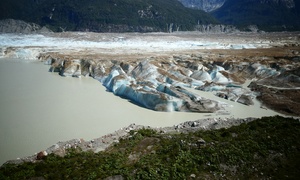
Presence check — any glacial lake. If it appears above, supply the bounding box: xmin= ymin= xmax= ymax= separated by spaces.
xmin=0 ymin=59 xmax=279 ymax=165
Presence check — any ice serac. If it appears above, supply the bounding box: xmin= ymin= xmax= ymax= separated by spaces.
xmin=48 ymin=58 xmax=224 ymax=113
xmin=209 ymin=65 xmax=231 ymax=84
xmin=191 ymin=70 xmax=212 ymax=82
xmin=60 ymin=59 xmax=81 ymax=77
xmin=105 ymin=60 xmax=222 ymax=112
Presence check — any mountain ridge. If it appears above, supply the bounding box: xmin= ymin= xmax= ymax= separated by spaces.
xmin=0 ymin=0 xmax=218 ymax=32
xmin=177 ymin=0 xmax=300 ymax=31
xmin=212 ymin=0 xmax=300 ymax=31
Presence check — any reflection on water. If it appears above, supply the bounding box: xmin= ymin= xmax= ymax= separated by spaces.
xmin=0 ymin=59 xmax=279 ymax=165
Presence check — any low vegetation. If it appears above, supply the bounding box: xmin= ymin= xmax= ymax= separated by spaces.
xmin=1 ymin=116 xmax=299 ymax=179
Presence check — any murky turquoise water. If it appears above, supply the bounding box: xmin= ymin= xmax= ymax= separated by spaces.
xmin=0 ymin=59 xmax=279 ymax=165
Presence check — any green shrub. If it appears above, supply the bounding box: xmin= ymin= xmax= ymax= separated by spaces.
xmin=1 ymin=116 xmax=299 ymax=179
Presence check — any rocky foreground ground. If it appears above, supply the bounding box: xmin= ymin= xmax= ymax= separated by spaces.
xmin=3 ymin=116 xmax=256 ymax=165
xmin=1 ymin=31 xmax=300 ymax=164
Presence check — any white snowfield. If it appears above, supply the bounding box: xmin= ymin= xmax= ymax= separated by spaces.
xmin=0 ymin=32 xmax=275 ymax=60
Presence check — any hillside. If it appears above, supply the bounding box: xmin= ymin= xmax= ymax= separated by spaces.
xmin=1 ymin=116 xmax=299 ymax=179
xmin=0 ymin=0 xmax=218 ymax=32
xmin=212 ymin=0 xmax=300 ymax=31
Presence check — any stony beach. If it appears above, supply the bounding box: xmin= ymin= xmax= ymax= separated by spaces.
xmin=3 ymin=116 xmax=257 ymax=165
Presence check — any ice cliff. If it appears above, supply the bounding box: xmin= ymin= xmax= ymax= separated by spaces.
xmin=44 ymin=57 xmax=229 ymax=113
xmin=43 ymin=53 xmax=291 ymax=112
xmin=98 ymin=59 xmax=224 ymax=112
xmin=1 ymin=32 xmax=298 ymax=115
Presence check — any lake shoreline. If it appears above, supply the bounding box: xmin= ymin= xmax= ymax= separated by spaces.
xmin=2 ymin=116 xmax=258 ymax=166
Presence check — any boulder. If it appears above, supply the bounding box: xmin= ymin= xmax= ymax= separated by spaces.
xmin=36 ymin=151 xmax=47 ymax=160
xmin=237 ymin=95 xmax=254 ymax=106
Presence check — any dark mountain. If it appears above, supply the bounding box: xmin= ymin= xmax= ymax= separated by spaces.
xmin=177 ymin=0 xmax=226 ymax=12
xmin=212 ymin=0 xmax=300 ymax=31
xmin=0 ymin=0 xmax=218 ymax=32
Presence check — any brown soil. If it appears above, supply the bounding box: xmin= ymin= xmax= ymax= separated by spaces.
xmin=250 ymin=83 xmax=300 ymax=116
